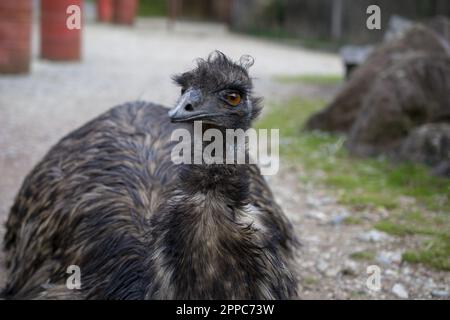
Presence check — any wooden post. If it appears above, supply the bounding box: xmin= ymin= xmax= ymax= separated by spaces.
xmin=215 ymin=0 xmax=232 ymax=25
xmin=331 ymin=0 xmax=343 ymax=40
xmin=168 ymin=0 xmax=181 ymax=30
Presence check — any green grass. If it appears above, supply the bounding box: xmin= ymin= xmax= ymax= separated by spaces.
xmin=343 ymin=216 xmax=364 ymax=225
xmin=402 ymin=238 xmax=450 ymax=271
xmin=302 ymin=276 xmax=318 ymax=286
xmin=256 ymin=98 xmax=450 ymax=271
xmin=375 ymin=211 xmax=450 ymax=271
xmin=138 ymin=0 xmax=167 ymax=17
xmin=375 ymin=210 xmax=449 ymax=237
xmin=350 ymin=250 xmax=376 ymax=261
xmin=274 ymin=74 xmax=343 ymax=86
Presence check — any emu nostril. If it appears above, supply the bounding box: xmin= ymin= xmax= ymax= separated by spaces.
xmin=184 ymin=104 xmax=194 ymax=112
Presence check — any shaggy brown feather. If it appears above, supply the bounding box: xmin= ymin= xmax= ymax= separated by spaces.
xmin=2 ymin=53 xmax=298 ymax=299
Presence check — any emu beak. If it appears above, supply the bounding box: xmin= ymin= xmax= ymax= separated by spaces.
xmin=168 ymin=103 xmax=192 ymax=123
xmin=169 ymin=89 xmax=207 ymax=123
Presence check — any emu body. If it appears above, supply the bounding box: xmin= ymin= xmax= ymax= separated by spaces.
xmin=2 ymin=54 xmax=297 ymax=299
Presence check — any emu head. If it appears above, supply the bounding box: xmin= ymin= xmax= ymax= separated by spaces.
xmin=169 ymin=51 xmax=262 ymax=130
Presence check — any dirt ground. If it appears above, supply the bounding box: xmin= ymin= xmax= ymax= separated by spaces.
xmin=271 ymin=166 xmax=450 ymax=299
xmin=0 ymin=18 xmax=448 ymax=299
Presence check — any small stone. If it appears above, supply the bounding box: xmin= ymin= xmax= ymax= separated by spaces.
xmin=424 ymin=278 xmax=436 ymax=290
xmin=390 ymin=252 xmax=402 ymax=264
xmin=306 ymin=195 xmax=334 ymax=208
xmin=325 ymin=267 xmax=340 ymax=278
xmin=305 ymin=210 xmax=328 ymax=222
xmin=376 ymin=250 xmax=402 ymax=265
xmin=329 ymin=210 xmax=350 ymax=226
xmin=392 ymin=283 xmax=409 ymax=299
xmin=316 ymin=260 xmax=329 ymax=273
xmin=304 ymin=235 xmax=321 ymax=244
xmin=306 ymin=196 xmax=322 ymax=208
xmin=385 ymin=269 xmax=398 ymax=277
xmin=341 ymin=260 xmax=358 ymax=276
xmin=358 ymin=230 xmax=389 ymax=242
xmin=431 ymin=290 xmax=449 ymax=298
xmin=321 ymin=196 xmax=335 ymax=205
xmin=401 ymin=266 xmax=412 ymax=275
xmin=376 ymin=253 xmax=391 ymax=265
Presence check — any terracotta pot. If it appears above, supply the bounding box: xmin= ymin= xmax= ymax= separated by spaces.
xmin=40 ymin=0 xmax=82 ymax=61
xmin=114 ymin=0 xmax=138 ymax=25
xmin=0 ymin=0 xmax=32 ymax=73
xmin=97 ymin=0 xmax=114 ymax=22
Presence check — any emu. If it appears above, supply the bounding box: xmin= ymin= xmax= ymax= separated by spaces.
xmin=2 ymin=52 xmax=298 ymax=299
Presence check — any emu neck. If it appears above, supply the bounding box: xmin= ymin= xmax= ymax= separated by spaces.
xmin=178 ymin=124 xmax=251 ymax=208
xmin=178 ymin=163 xmax=249 ymax=208
xmin=148 ymin=125 xmax=258 ymax=298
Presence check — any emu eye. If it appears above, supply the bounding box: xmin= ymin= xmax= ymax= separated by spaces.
xmin=181 ymin=88 xmax=187 ymax=95
xmin=225 ymin=92 xmax=241 ymax=106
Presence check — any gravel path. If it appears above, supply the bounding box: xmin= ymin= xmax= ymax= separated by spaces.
xmin=1 ymin=18 xmax=448 ymax=299
xmin=271 ymin=166 xmax=450 ymax=299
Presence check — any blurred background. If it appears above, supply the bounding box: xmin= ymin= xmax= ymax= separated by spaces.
xmin=0 ymin=0 xmax=449 ymax=299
